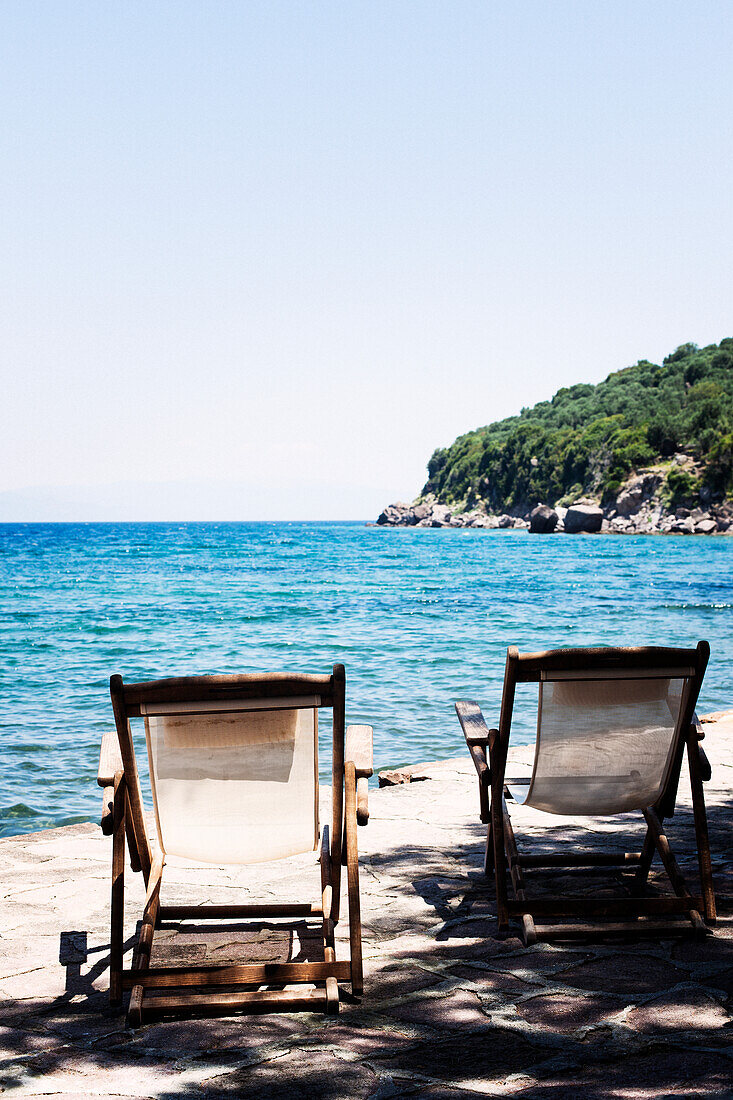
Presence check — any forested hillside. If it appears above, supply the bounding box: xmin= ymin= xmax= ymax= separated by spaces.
xmin=423 ymin=339 xmax=733 ymax=512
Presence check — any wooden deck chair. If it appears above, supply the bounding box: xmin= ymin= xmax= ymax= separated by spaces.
xmin=456 ymin=643 xmax=716 ymax=944
xmin=97 ymin=665 xmax=373 ymax=1025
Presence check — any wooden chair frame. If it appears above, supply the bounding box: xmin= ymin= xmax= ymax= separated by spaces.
xmin=457 ymin=642 xmax=716 ymax=944
xmin=98 ymin=664 xmax=373 ymax=1025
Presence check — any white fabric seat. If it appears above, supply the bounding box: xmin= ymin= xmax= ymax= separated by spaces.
xmin=522 ymin=676 xmax=683 ymax=816
xmin=144 ymin=703 xmax=319 ymax=865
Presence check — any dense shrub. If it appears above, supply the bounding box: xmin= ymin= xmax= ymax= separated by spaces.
xmin=665 ymin=467 xmax=701 ymax=508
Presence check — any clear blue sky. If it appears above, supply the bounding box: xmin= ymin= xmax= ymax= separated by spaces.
xmin=1 ymin=1 xmax=731 ymax=519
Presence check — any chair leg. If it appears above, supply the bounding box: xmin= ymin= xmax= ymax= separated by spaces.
xmin=344 ymin=762 xmax=363 ymax=998
xmin=127 ymin=849 xmax=164 ymax=1028
xmin=483 ymin=820 xmax=494 ymax=876
xmin=641 ymin=807 xmax=707 ymax=934
xmin=687 ymin=732 xmax=717 ymax=924
xmin=320 ymin=824 xmax=340 ymax=1009
xmin=124 ymin=789 xmax=142 ymax=874
xmin=320 ymin=824 xmax=332 ymax=924
xmin=110 ymin=775 xmax=125 ymax=1005
xmin=326 ymin=976 xmax=340 ymax=1015
xmin=633 ymin=825 xmax=656 ymax=896
xmin=501 ymin=796 xmax=536 ymax=945
xmin=491 ymin=786 xmax=509 ymax=936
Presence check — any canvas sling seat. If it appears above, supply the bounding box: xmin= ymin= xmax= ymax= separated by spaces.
xmin=456 ymin=642 xmax=716 ymax=944
xmin=98 ymin=665 xmax=372 ymax=1025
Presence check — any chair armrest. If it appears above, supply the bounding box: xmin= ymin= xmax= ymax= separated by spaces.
xmin=346 ymin=724 xmax=373 ymax=825
xmin=455 ymin=701 xmax=496 ymax=783
xmin=691 ymin=712 xmax=705 ymax=740
xmin=456 ymin=701 xmax=495 ymax=825
xmin=455 ymin=701 xmax=497 ymax=748
xmin=98 ymin=730 xmax=123 ymax=788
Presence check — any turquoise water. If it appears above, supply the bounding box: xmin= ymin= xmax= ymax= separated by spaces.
xmin=1 ymin=522 xmax=732 ymax=838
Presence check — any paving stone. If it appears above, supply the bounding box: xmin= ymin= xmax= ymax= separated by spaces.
xmin=0 ymin=966 xmax=74 ymax=1001
xmin=26 ymin=1002 xmax=134 ymax=1043
xmin=626 ymin=987 xmax=731 ymax=1033
xmin=0 ymin=1049 xmax=184 ymax=1096
xmin=201 ymin=1049 xmax=380 ymax=1097
xmin=0 ymin=1024 xmax=59 ymax=1054
xmin=132 ymin=1013 xmax=304 ymax=1052
xmin=0 ymin=939 xmax=61 ymax=981
xmin=374 ymin=1029 xmax=558 ymax=1087
xmin=410 ymin=1088 xmax=505 ymax=1099
xmin=381 ymin=989 xmax=490 ymax=1033
xmin=430 ymin=920 xmax=525 ymax=962
xmin=485 ymin=949 xmax=593 ymax=976
xmin=301 ymin=1020 xmax=416 ymax=1055
xmin=705 ymin=967 xmax=733 ymax=1000
xmin=365 ymin=909 xmax=444 ymax=937
xmin=515 ymin=991 xmax=624 ymax=1031
xmin=152 ymin=943 xmax=209 ymax=964
xmin=519 ymin=1047 xmax=733 ymax=1097
xmin=672 ymin=936 xmax=733 ymax=968
xmin=441 ymin=964 xmax=535 ymax=998
xmin=3 ymin=1093 xmax=95 ymax=1099
xmin=362 ymin=962 xmax=443 ymax=1001
xmin=557 ymin=954 xmax=687 ymax=994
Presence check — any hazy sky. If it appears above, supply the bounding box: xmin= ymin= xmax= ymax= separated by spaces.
xmin=2 ymin=1 xmax=732 ymax=520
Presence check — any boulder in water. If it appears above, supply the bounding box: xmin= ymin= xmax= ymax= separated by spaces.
xmin=564 ymin=504 xmax=603 ymax=534
xmin=529 ymin=504 xmax=558 ymax=533
xmin=377 ymin=502 xmax=416 ymax=526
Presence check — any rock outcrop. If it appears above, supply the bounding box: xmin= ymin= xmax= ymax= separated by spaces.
xmin=376 ymin=502 xmax=418 ymax=526
xmin=377 ymin=496 xmax=529 ymax=530
xmin=614 ymin=472 xmax=664 ymax=516
xmin=376 ymin=474 xmax=733 ymax=537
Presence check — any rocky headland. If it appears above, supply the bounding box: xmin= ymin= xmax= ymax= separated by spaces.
xmin=377 ymin=464 xmax=733 ymax=536
xmin=377 ymin=339 xmax=733 ymax=536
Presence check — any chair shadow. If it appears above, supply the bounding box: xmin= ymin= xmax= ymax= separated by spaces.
xmin=59 ymin=928 xmax=137 ymax=997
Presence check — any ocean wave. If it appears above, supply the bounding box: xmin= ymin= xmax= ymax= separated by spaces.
xmin=661 ymin=603 xmax=733 ymax=610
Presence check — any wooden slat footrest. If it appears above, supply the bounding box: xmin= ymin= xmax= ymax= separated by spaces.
xmin=507 ymin=896 xmax=704 ymax=918
xmin=158 ymin=903 xmax=322 ymax=920
xmin=142 ymin=987 xmax=331 ymax=1016
xmin=122 ymin=960 xmax=351 ymax=990
xmin=518 ymin=852 xmax=641 ymax=868
xmin=536 ymin=919 xmax=707 ymax=940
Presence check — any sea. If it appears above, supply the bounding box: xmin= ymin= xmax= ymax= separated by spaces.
xmin=1 ymin=521 xmax=732 ymax=839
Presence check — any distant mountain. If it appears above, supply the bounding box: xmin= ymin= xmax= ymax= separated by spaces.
xmin=421 ymin=339 xmax=733 ymax=514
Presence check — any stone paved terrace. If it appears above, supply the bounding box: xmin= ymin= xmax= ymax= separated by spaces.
xmin=2 ymin=713 xmax=733 ymax=1099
